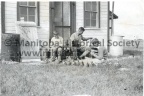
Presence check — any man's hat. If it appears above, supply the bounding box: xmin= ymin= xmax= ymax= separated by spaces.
xmin=91 ymin=38 xmax=100 ymax=44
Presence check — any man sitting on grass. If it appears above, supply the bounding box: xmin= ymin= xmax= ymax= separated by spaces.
xmin=50 ymin=31 xmax=63 ymax=63
xmin=70 ymin=27 xmax=92 ymax=60
xmin=79 ymin=38 xmax=108 ymax=63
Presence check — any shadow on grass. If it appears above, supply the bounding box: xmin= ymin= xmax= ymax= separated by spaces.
xmin=108 ymin=49 xmax=143 ymax=59
xmin=123 ymin=50 xmax=143 ymax=56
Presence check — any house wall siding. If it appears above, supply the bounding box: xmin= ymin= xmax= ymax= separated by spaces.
xmin=5 ymin=2 xmax=17 ymax=33
xmin=0 ymin=3 xmax=1 ymax=31
xmin=4 ymin=2 xmax=50 ymax=48
xmin=37 ymin=2 xmax=50 ymax=48
xmin=0 ymin=2 xmax=1 ymax=52
xmin=76 ymin=2 xmax=108 ymax=48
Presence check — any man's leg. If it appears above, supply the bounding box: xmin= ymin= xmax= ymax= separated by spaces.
xmin=71 ymin=47 xmax=78 ymax=60
xmin=79 ymin=47 xmax=91 ymax=58
xmin=51 ymin=47 xmax=57 ymax=61
xmin=57 ymin=47 xmax=62 ymax=62
xmin=90 ymin=51 xmax=98 ymax=58
xmin=90 ymin=51 xmax=105 ymax=63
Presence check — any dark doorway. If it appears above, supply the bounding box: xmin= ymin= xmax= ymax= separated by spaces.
xmin=49 ymin=2 xmax=76 ymax=43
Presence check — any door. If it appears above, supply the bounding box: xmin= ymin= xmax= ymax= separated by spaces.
xmin=49 ymin=2 xmax=76 ymax=45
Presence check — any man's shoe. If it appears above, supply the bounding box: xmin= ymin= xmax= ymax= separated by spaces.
xmin=78 ymin=56 xmax=85 ymax=60
xmin=72 ymin=56 xmax=77 ymax=60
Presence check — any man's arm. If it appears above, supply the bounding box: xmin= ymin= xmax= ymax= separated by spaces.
xmin=70 ymin=33 xmax=75 ymax=41
xmin=70 ymin=33 xmax=76 ymax=47
xmin=81 ymin=35 xmax=92 ymax=41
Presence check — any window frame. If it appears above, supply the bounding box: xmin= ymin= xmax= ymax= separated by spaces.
xmin=84 ymin=2 xmax=100 ymax=28
xmin=17 ymin=2 xmax=40 ymax=26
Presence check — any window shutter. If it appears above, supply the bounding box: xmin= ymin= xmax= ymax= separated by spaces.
xmin=37 ymin=2 xmax=40 ymax=26
xmin=1 ymin=1 xmax=5 ymax=33
xmin=17 ymin=2 xmax=20 ymax=21
xmin=98 ymin=2 xmax=100 ymax=28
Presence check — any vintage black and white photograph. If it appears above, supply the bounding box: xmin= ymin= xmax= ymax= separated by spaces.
xmin=0 ymin=0 xmax=143 ymax=96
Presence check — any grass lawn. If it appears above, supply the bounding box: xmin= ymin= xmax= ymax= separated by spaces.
xmin=0 ymin=51 xmax=143 ymax=96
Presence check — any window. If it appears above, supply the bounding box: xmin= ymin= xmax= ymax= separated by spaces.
xmin=17 ymin=2 xmax=38 ymax=22
xmin=84 ymin=2 xmax=100 ymax=28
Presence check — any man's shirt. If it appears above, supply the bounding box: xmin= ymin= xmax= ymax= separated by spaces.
xmin=50 ymin=36 xmax=63 ymax=47
xmin=91 ymin=46 xmax=99 ymax=54
xmin=70 ymin=32 xmax=84 ymax=47
xmin=90 ymin=46 xmax=108 ymax=59
xmin=70 ymin=32 xmax=83 ymax=41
